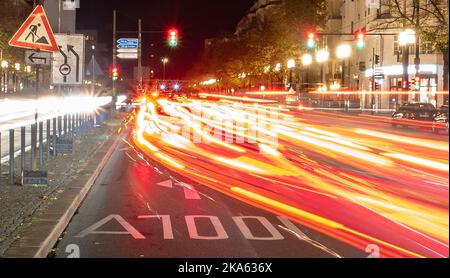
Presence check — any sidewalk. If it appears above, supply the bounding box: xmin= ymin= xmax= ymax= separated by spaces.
xmin=0 ymin=112 xmax=126 ymax=257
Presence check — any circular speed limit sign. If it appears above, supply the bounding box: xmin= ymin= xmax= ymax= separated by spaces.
xmin=59 ymin=64 xmax=71 ymax=76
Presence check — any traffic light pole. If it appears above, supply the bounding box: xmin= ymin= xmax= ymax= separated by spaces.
xmin=371 ymin=48 xmax=376 ymax=115
xmin=138 ymin=19 xmax=143 ymax=89
xmin=112 ymin=10 xmax=117 ymax=112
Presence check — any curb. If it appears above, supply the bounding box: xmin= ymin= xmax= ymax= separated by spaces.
xmin=3 ymin=130 xmax=124 ymax=258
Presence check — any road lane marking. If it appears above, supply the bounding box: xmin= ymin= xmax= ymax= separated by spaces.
xmin=277 ymin=216 xmax=342 ymax=258
xmin=176 ymin=182 xmax=202 ymax=200
xmin=185 ymin=215 xmax=229 ymax=240
xmin=233 ymin=216 xmax=284 ymax=241
xmin=157 ymin=179 xmax=173 ymax=188
xmin=156 ymin=179 xmax=202 ymax=200
xmin=137 ymin=215 xmax=174 ymax=239
xmin=75 ymin=214 xmax=145 ymax=239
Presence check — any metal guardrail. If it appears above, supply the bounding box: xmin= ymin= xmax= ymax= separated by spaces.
xmin=0 ymin=109 xmax=110 ymax=187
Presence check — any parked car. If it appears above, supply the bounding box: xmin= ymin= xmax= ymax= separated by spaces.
xmin=432 ymin=104 xmax=449 ymax=133
xmin=392 ymin=103 xmax=438 ymax=128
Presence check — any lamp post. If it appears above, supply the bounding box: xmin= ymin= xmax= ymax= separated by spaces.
xmin=399 ymin=29 xmax=416 ymax=93
xmin=91 ymin=45 xmax=96 ymax=95
xmin=14 ymin=63 xmax=21 ymax=93
xmin=336 ymin=44 xmax=351 ymax=88
xmin=316 ymin=49 xmax=329 ymax=84
xmin=161 ymin=57 xmax=169 ymax=81
xmin=316 ymin=50 xmax=329 ymax=108
xmin=1 ymin=60 xmax=9 ymax=93
xmin=274 ymin=63 xmax=281 ymax=89
xmin=287 ymin=59 xmax=296 ymax=89
xmin=301 ymin=54 xmax=313 ymax=89
xmin=336 ymin=44 xmax=352 ymax=111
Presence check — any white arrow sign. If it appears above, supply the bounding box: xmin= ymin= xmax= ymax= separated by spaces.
xmin=117 ymin=49 xmax=138 ymax=53
xmin=117 ymin=53 xmax=138 ymax=59
xmin=25 ymin=50 xmax=52 ymax=66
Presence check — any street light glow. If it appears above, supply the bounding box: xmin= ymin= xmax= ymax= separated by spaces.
xmin=1 ymin=60 xmax=8 ymax=69
xmin=301 ymin=54 xmax=313 ymax=66
xmin=336 ymin=44 xmax=352 ymax=59
xmin=316 ymin=49 xmax=330 ymax=63
xmin=287 ymin=59 xmax=296 ymax=69
xmin=274 ymin=63 xmax=281 ymax=72
xmin=399 ymin=29 xmax=416 ymax=46
xmin=161 ymin=57 xmax=169 ymax=63
xmin=14 ymin=63 xmax=21 ymax=71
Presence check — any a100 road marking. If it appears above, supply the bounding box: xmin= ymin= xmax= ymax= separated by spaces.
xmin=75 ymin=214 xmax=311 ymax=241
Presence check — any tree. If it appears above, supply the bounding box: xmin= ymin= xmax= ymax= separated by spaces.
xmin=186 ymin=0 xmax=328 ymax=88
xmin=376 ymin=0 xmax=449 ymax=90
xmin=0 ymin=1 xmax=32 ymax=64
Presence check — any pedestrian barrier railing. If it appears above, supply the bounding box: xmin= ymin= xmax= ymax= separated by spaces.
xmin=0 ymin=108 xmax=111 ymax=187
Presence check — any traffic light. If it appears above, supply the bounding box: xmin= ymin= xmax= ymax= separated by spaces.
xmin=112 ymin=67 xmax=119 ymax=81
xmin=167 ymin=29 xmax=179 ymax=47
xmin=411 ymin=76 xmax=421 ymax=90
xmin=374 ymin=81 xmax=380 ymax=91
xmin=306 ymin=32 xmax=316 ymax=49
xmin=355 ymin=30 xmax=366 ymax=49
xmin=402 ymin=80 xmax=408 ymax=89
xmin=374 ymin=55 xmax=380 ymax=65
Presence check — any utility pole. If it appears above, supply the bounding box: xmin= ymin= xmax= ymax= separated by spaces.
xmin=414 ymin=0 xmax=420 ymax=87
xmin=138 ymin=19 xmax=143 ymax=89
xmin=371 ymin=48 xmax=376 ymax=115
xmin=112 ymin=10 xmax=117 ymax=111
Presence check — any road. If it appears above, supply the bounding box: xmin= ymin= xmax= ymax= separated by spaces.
xmin=54 ymin=137 xmax=365 ymax=258
xmin=53 ymin=98 xmax=449 ymax=258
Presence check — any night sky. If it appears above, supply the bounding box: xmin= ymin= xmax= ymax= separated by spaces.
xmin=76 ymin=0 xmax=255 ymax=79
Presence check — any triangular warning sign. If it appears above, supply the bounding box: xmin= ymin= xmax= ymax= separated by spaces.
xmin=8 ymin=5 xmax=58 ymax=52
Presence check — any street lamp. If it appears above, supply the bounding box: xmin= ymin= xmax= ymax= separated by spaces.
xmin=91 ymin=45 xmax=96 ymax=94
xmin=14 ymin=63 xmax=21 ymax=93
xmin=399 ymin=29 xmax=416 ymax=93
xmin=1 ymin=60 xmax=8 ymax=93
xmin=316 ymin=49 xmax=329 ymax=84
xmin=316 ymin=49 xmax=330 ymax=63
xmin=301 ymin=54 xmax=313 ymax=83
xmin=287 ymin=59 xmax=296 ymax=88
xmin=336 ymin=44 xmax=351 ymax=88
xmin=274 ymin=63 xmax=281 ymax=72
xmin=301 ymin=54 xmax=313 ymax=66
xmin=161 ymin=57 xmax=169 ymax=80
xmin=399 ymin=29 xmax=416 ymax=46
xmin=301 ymin=54 xmax=313 ymax=89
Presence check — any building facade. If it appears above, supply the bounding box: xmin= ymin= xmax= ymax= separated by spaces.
xmin=325 ymin=0 xmax=447 ymax=109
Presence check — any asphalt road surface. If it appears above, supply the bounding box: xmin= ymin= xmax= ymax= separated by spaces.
xmin=53 ymin=135 xmax=367 ymax=258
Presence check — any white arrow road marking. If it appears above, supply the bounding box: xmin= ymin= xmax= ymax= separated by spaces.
xmin=175 ymin=182 xmax=202 ymax=200
xmin=156 ymin=179 xmax=201 ymax=200
xmin=157 ymin=179 xmax=173 ymax=188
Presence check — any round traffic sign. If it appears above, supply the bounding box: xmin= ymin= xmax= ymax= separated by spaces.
xmin=59 ymin=64 xmax=71 ymax=76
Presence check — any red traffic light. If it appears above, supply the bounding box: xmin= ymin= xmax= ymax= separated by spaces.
xmin=306 ymin=31 xmax=316 ymax=49
xmin=355 ymin=30 xmax=366 ymax=49
xmin=111 ymin=67 xmax=119 ymax=81
xmin=168 ymin=28 xmax=179 ymax=47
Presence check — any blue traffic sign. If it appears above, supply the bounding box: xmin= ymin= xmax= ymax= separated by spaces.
xmin=117 ymin=44 xmax=138 ymax=49
xmin=117 ymin=38 xmax=138 ymax=45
